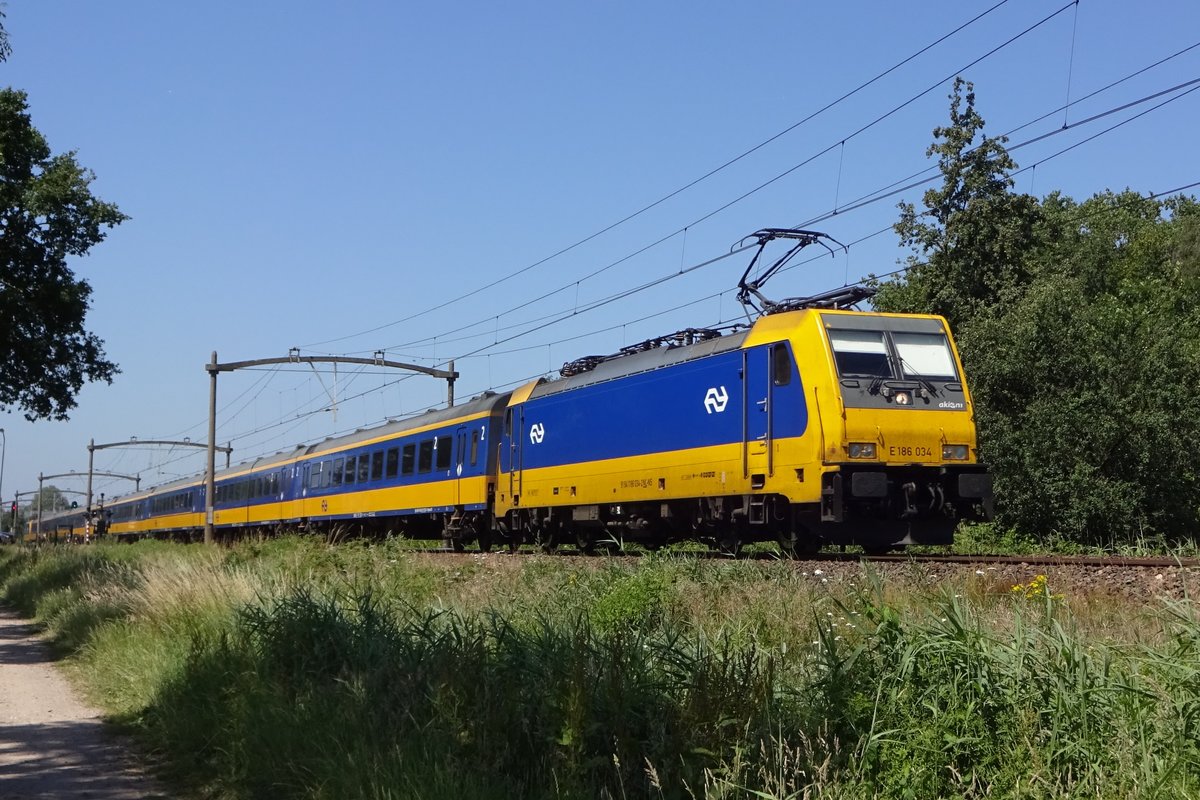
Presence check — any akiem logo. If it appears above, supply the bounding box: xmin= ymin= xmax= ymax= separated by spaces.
xmin=704 ymin=386 xmax=729 ymax=414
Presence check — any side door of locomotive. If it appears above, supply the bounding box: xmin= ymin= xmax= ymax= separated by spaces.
xmin=505 ymin=405 xmax=524 ymax=505
xmin=742 ymin=345 xmax=773 ymax=484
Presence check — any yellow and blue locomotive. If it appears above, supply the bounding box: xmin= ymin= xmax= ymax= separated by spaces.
xmin=494 ymin=229 xmax=991 ymax=553
xmin=494 ymin=305 xmax=990 ymax=554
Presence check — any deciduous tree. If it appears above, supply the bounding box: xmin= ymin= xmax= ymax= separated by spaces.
xmin=876 ymin=79 xmax=1200 ymax=543
xmin=0 ymin=88 xmax=126 ymax=420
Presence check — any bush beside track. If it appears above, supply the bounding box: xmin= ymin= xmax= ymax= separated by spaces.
xmin=2 ymin=538 xmax=1199 ymax=799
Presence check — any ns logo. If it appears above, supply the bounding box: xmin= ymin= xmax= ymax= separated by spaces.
xmin=529 ymin=423 xmax=546 ymax=444
xmin=704 ymin=386 xmax=729 ymax=414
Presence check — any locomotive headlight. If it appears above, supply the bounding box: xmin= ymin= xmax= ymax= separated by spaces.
xmin=942 ymin=444 xmax=969 ymax=461
xmin=848 ymin=442 xmax=877 ymax=459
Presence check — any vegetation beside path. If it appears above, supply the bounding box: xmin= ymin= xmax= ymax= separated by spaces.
xmin=3 ymin=537 xmax=1200 ymax=799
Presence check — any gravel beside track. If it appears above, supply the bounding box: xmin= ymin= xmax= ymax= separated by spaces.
xmin=787 ymin=558 xmax=1200 ymax=605
xmin=433 ymin=549 xmax=1200 ymax=607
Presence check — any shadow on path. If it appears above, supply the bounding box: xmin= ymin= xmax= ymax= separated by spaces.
xmin=0 ymin=720 xmax=169 ymax=799
xmin=0 ymin=607 xmax=172 ymax=799
xmin=0 ymin=616 xmax=55 ymax=665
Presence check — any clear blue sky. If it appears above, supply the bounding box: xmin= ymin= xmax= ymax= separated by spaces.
xmin=2 ymin=0 xmax=1197 ymax=507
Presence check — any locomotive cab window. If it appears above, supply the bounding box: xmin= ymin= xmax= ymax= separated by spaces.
xmin=828 ymin=329 xmax=891 ymax=378
xmin=893 ymin=332 xmax=958 ymax=381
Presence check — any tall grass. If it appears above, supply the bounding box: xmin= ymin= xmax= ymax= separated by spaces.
xmin=2 ymin=539 xmax=1198 ymax=798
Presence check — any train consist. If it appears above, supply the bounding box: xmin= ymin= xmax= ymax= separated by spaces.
xmin=28 ymin=230 xmax=992 ymax=554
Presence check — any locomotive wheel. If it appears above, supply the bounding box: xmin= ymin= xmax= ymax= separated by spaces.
xmin=602 ymin=539 xmax=623 ymax=555
xmin=714 ymin=533 xmax=742 ymax=557
xmin=575 ymin=529 xmax=597 ymax=555
xmin=474 ymin=517 xmax=493 ymax=553
xmin=777 ymin=527 xmax=819 ymax=559
xmin=535 ymin=520 xmax=558 ymax=554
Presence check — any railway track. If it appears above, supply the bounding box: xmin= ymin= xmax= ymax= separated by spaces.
xmin=412 ymin=544 xmax=1200 ymax=569
xmin=808 ymin=552 xmax=1200 ymax=569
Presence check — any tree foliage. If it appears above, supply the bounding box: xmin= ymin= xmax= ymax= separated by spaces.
xmin=875 ymin=80 xmax=1200 ymax=543
xmin=0 ymin=88 xmax=126 ymax=420
xmin=876 ymin=78 xmax=1041 ymax=328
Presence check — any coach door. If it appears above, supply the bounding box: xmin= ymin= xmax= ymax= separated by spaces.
xmin=454 ymin=426 xmax=468 ymax=505
xmin=742 ymin=346 xmax=773 ymax=486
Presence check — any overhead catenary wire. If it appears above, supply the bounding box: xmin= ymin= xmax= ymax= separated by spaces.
xmin=171 ymin=25 xmax=1197 ymax=477
xmin=222 ymin=70 xmax=1190 ymax=437
xmin=800 ymin=74 xmax=1200 ymax=228
xmin=807 ymin=39 xmax=1200 ymax=219
xmin=324 ymin=0 xmax=1080 ymax=362
xmin=300 ymin=0 xmax=1022 ymax=352
xmin=401 ymin=76 xmax=1200 ymax=366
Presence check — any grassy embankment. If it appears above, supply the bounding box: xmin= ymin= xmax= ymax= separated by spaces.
xmin=1 ymin=537 xmax=1198 ymax=799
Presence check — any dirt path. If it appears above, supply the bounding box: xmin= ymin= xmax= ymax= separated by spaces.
xmin=0 ymin=608 xmax=169 ymax=799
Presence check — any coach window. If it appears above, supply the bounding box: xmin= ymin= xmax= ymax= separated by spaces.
xmin=320 ymin=461 xmax=333 ymax=489
xmin=385 ymin=447 xmax=399 ymax=478
xmin=436 ymin=435 xmax=452 ymax=470
xmin=371 ymin=450 xmax=384 ymax=481
xmin=344 ymin=456 xmax=358 ymax=485
xmin=331 ymin=458 xmax=344 ymax=487
xmin=402 ymin=444 xmax=416 ymax=475
xmin=771 ymin=343 xmax=792 ymax=386
xmin=418 ymin=439 xmax=434 ymax=473
xmin=470 ymin=430 xmax=480 ymax=466
xmin=308 ymin=464 xmax=321 ymax=491
xmin=358 ymin=455 xmax=370 ymax=483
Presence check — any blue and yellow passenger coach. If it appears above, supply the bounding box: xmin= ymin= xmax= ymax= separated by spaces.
xmin=496 ymin=305 xmax=992 ymax=553
xmin=95 ymin=392 xmax=507 ymax=547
